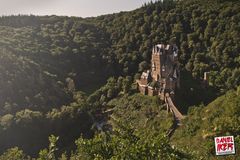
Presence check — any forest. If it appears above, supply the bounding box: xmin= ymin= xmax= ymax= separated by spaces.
xmin=0 ymin=0 xmax=239 ymax=159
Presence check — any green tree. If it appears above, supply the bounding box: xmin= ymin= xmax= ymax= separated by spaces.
xmin=38 ymin=135 xmax=59 ymax=160
xmin=0 ymin=147 xmax=29 ymax=160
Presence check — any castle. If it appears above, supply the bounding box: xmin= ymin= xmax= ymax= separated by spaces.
xmin=137 ymin=44 xmax=180 ymax=100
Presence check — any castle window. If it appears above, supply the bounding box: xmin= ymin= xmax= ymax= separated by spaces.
xmin=173 ymin=46 xmax=177 ymax=51
xmin=152 ymin=63 xmax=156 ymax=71
xmin=162 ymin=66 xmax=165 ymax=71
xmin=173 ymin=51 xmax=178 ymax=57
xmin=159 ymin=48 xmax=163 ymax=54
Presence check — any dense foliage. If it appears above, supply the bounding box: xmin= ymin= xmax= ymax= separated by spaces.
xmin=93 ymin=0 xmax=240 ymax=93
xmin=108 ymin=94 xmax=172 ymax=134
xmin=0 ymin=0 xmax=239 ymax=159
xmin=0 ymin=91 xmax=93 ymax=156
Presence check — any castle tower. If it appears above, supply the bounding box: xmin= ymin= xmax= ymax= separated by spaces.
xmin=151 ymin=44 xmax=165 ymax=81
xmin=151 ymin=44 xmax=180 ymax=94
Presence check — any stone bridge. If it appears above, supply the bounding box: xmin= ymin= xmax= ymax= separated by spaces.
xmin=165 ymin=94 xmax=184 ymax=137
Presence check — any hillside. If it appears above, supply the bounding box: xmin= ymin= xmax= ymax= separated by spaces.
xmin=172 ymin=88 xmax=240 ymax=159
xmin=1 ymin=0 xmax=240 ymax=111
xmin=0 ymin=17 xmax=112 ymax=114
xmin=0 ymin=49 xmax=71 ymax=114
xmin=0 ymin=0 xmax=239 ymax=159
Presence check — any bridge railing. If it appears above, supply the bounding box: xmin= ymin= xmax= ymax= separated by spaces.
xmin=165 ymin=94 xmax=184 ymax=121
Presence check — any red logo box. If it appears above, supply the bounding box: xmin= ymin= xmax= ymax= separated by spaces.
xmin=214 ymin=136 xmax=235 ymax=156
